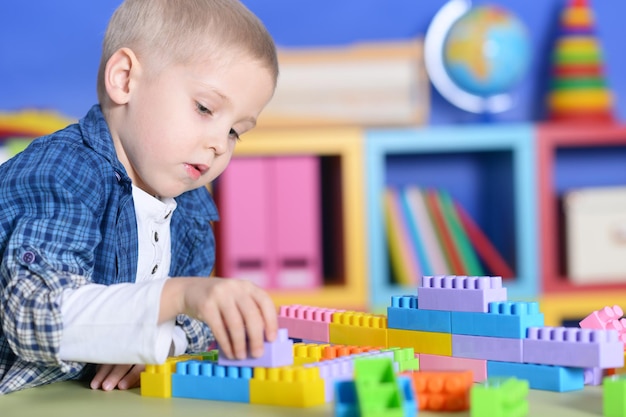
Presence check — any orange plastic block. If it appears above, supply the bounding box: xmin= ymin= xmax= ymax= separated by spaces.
xmin=329 ymin=311 xmax=388 ymax=348
xmin=387 ymin=328 xmax=452 ymax=356
xmin=322 ymin=344 xmax=382 ymax=360
xmin=293 ymin=343 xmax=330 ymax=365
xmin=250 ymin=366 xmax=325 ymax=407
xmin=402 ymin=370 xmax=473 ymax=412
xmin=140 ymin=354 xmax=204 ymax=398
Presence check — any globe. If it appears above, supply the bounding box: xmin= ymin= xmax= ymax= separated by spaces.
xmin=424 ymin=0 xmax=532 ymax=114
xmin=443 ymin=5 xmax=531 ymax=98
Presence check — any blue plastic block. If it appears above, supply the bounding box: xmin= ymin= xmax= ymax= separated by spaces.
xmin=334 ymin=376 xmax=417 ymax=417
xmin=388 ymin=295 xmax=451 ymax=333
xmin=172 ymin=360 xmax=252 ymax=402
xmin=451 ymin=301 xmax=544 ymax=338
xmin=487 ymin=361 xmax=584 ymax=392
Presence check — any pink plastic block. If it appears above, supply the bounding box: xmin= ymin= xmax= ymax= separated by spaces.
xmin=579 ymin=305 xmax=626 ymax=344
xmin=217 ymin=328 xmax=293 ymax=367
xmin=271 ymin=157 xmax=322 ymax=289
xmin=452 ymin=334 xmax=523 ymax=363
xmin=418 ymin=354 xmax=487 ymax=382
xmin=522 ymin=327 xmax=624 ymax=369
xmin=217 ymin=157 xmax=273 ymax=288
xmin=418 ymin=275 xmax=508 ymax=313
xmin=278 ymin=305 xmax=342 ymax=343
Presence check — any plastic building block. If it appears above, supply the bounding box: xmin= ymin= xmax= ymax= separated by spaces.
xmin=250 ymin=366 xmax=325 ymax=407
xmin=580 ymin=305 xmax=626 ymax=344
xmin=323 ymin=345 xmax=382 ymax=360
xmin=329 ymin=311 xmax=388 ymax=348
xmin=452 ymin=334 xmax=523 ymax=362
xmin=218 ymin=328 xmax=294 ymax=367
xmin=418 ymin=275 xmax=508 ymax=313
xmin=604 ymin=375 xmax=626 ymax=417
xmin=470 ymin=377 xmax=529 ymax=417
xmin=140 ymin=354 xmax=204 ymax=398
xmin=171 ymin=360 xmax=252 ymax=402
xmin=388 ymin=295 xmax=451 ymax=333
xmin=293 ymin=343 xmax=330 ymax=365
xmin=402 ymin=370 xmax=473 ymax=412
xmin=335 ymin=376 xmax=417 ymax=417
xmin=387 ymin=328 xmax=452 ymax=356
xmin=522 ymin=327 xmax=624 ymax=369
xmin=308 ymin=357 xmax=354 ymax=403
xmin=584 ymin=367 xmax=604 ymax=386
xmin=140 ymin=363 xmax=172 ymax=398
xmin=486 ymin=361 xmax=584 ymax=392
xmin=385 ymin=347 xmax=419 ymax=372
xmin=353 ymin=358 xmax=408 ymax=417
xmin=278 ymin=304 xmax=341 ymax=343
xmin=418 ymin=354 xmax=487 ymax=382
xmin=450 ymin=301 xmax=544 ymax=338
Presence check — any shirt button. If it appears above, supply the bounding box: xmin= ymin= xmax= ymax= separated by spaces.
xmin=151 ymin=265 xmax=159 ymax=275
xmin=22 ymin=251 xmax=36 ymax=263
xmin=154 ymin=232 xmax=159 ymax=242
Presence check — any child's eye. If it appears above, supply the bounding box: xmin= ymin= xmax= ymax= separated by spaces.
xmin=229 ymin=128 xmax=241 ymax=141
xmin=196 ymin=102 xmax=212 ymax=115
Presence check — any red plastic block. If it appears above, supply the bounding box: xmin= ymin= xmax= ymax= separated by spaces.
xmin=278 ymin=304 xmax=342 ymax=343
xmin=418 ymin=275 xmax=508 ymax=313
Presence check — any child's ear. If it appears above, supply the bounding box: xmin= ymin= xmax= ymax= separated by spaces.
xmin=104 ymin=47 xmax=139 ymax=105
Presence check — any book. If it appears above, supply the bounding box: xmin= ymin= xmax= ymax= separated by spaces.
xmin=404 ymin=187 xmax=449 ymax=275
xmin=439 ymin=190 xmax=485 ymax=276
xmin=424 ymin=189 xmax=467 ymax=275
xmin=399 ymin=187 xmax=432 ymax=277
xmin=455 ymin=201 xmax=515 ymax=279
xmin=383 ymin=188 xmax=421 ymax=285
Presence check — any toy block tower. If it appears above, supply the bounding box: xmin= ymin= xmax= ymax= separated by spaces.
xmin=546 ymin=0 xmax=615 ymax=123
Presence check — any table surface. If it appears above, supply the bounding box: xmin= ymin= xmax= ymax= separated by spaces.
xmin=0 ymin=380 xmax=608 ymax=417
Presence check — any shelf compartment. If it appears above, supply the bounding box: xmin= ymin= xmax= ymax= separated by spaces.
xmin=366 ymin=125 xmax=537 ymax=310
xmin=537 ymin=123 xmax=626 ymax=294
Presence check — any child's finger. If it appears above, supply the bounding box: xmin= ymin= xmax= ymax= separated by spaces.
xmin=90 ymin=364 xmax=113 ymax=390
xmin=102 ymin=364 xmax=133 ymax=391
xmin=253 ymin=289 xmax=278 ymax=342
xmin=118 ymin=365 xmax=144 ymax=390
xmin=205 ymin=303 xmax=233 ymax=359
xmin=238 ymin=299 xmax=265 ymax=358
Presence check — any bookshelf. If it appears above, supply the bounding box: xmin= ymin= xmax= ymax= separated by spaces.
xmin=214 ymin=127 xmax=367 ymax=310
xmin=537 ymin=123 xmax=626 ymax=297
xmin=366 ymin=124 xmax=538 ymax=310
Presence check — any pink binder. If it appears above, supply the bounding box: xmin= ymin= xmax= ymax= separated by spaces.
xmin=270 ymin=156 xmax=322 ymax=289
xmin=216 ymin=157 xmax=273 ymax=288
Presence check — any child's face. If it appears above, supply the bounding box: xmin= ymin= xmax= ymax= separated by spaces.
xmin=113 ymin=53 xmax=275 ymax=198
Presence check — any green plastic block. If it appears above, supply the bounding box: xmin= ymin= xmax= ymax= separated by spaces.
xmin=354 ymin=358 xmax=404 ymax=417
xmin=471 ymin=377 xmax=529 ymax=417
xmin=604 ymin=375 xmax=626 ymax=417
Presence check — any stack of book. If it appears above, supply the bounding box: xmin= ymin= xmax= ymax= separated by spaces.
xmin=383 ymin=186 xmax=514 ymax=285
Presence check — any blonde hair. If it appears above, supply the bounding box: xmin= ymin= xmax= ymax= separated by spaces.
xmin=96 ymin=0 xmax=278 ymax=104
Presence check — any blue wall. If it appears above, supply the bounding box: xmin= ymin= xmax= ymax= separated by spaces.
xmin=1 ymin=0 xmax=624 ymax=124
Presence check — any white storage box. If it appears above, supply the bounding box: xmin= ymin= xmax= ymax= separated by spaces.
xmin=564 ymin=186 xmax=626 ymax=284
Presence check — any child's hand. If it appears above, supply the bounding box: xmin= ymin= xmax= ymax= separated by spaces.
xmin=162 ymin=277 xmax=278 ymax=361
xmin=90 ymin=364 xmax=145 ymax=391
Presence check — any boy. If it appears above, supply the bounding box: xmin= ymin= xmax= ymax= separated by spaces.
xmin=0 ymin=0 xmax=279 ymax=394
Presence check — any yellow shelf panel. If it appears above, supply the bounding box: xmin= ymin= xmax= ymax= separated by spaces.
xmin=233 ymin=127 xmax=368 ymax=310
xmin=539 ymin=291 xmax=626 ymax=326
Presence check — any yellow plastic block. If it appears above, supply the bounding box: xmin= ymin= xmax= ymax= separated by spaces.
xmin=250 ymin=366 xmax=325 ymax=407
xmin=140 ymin=354 xmax=205 ymax=398
xmin=140 ymin=363 xmax=172 ymax=398
xmin=293 ymin=343 xmax=330 ymax=366
xmin=387 ymin=329 xmax=452 ymax=356
xmin=329 ymin=311 xmax=388 ymax=347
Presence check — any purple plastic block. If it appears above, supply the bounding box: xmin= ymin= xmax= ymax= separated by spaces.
xmin=418 ymin=275 xmax=508 ymax=313
xmin=522 ymin=327 xmax=624 ymax=369
xmin=306 ymin=358 xmax=354 ymax=403
xmin=218 ymin=328 xmax=293 ymax=367
xmin=584 ymin=367 xmax=604 ymax=386
xmin=452 ymin=334 xmax=523 ymax=362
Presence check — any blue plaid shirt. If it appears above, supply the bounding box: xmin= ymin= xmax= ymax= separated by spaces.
xmin=0 ymin=105 xmax=219 ymax=394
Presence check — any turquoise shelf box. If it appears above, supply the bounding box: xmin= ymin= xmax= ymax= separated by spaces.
xmin=365 ymin=125 xmax=538 ymax=310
